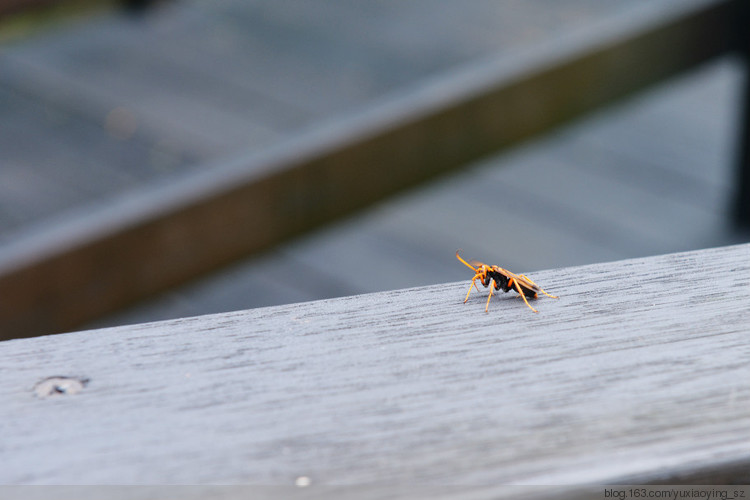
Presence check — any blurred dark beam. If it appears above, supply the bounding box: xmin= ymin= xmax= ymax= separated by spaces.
xmin=733 ymin=0 xmax=750 ymax=228
xmin=0 ymin=0 xmax=157 ymax=18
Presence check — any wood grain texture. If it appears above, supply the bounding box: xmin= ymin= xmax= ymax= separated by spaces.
xmin=1 ymin=244 xmax=749 ymax=497
xmin=0 ymin=0 xmax=741 ymax=340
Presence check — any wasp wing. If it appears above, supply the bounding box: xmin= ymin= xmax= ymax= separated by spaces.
xmin=494 ymin=267 xmax=541 ymax=295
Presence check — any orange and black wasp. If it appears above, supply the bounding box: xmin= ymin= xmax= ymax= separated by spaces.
xmin=456 ymin=250 xmax=558 ymax=313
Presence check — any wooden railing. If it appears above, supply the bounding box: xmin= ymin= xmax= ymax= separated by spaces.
xmin=2 ymin=244 xmax=749 ymax=493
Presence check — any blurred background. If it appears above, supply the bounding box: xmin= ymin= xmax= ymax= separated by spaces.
xmin=0 ymin=0 xmax=747 ymax=336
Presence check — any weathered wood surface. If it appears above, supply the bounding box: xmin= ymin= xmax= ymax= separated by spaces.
xmin=0 ymin=0 xmax=742 ymax=340
xmin=1 ymin=244 xmax=749 ymax=496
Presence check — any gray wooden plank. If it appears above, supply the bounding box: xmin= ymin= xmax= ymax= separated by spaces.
xmin=569 ymin=57 xmax=743 ymax=195
xmin=0 ymin=485 xmax=747 ymax=500
xmin=2 ymin=244 xmax=749 ymax=493
xmin=280 ymin=166 xmax=628 ymax=283
xmin=90 ymin=248 xmax=365 ymax=328
xmin=5 ymin=0 xmax=735 ymax=154
xmin=139 ymin=0 xmax=666 ymax=115
xmin=482 ymin=153 xmax=719 ymax=253
xmin=0 ymin=73 xmax=205 ymax=240
xmin=0 ymin=54 xmax=222 ymax=160
xmin=0 ymin=47 xmax=284 ymax=156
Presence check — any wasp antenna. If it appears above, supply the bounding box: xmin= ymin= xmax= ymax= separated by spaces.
xmin=456 ymin=250 xmax=478 ymax=271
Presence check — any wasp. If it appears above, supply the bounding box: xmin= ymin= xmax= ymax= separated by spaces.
xmin=456 ymin=250 xmax=558 ymax=313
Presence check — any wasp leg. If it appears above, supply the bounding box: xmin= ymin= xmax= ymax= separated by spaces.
xmin=517 ymin=274 xmax=558 ymax=299
xmin=463 ymin=276 xmax=479 ymax=304
xmin=484 ymin=280 xmax=495 ymax=312
xmin=510 ymin=278 xmax=539 ymax=313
